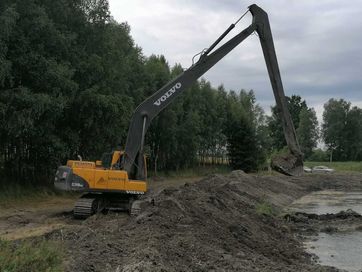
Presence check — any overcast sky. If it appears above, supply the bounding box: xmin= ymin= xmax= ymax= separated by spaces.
xmin=108 ymin=0 xmax=362 ymax=120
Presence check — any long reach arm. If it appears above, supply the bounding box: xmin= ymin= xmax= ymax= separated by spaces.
xmin=122 ymin=4 xmax=303 ymax=179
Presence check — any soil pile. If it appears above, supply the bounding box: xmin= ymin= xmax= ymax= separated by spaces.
xmin=48 ymin=171 xmax=362 ymax=272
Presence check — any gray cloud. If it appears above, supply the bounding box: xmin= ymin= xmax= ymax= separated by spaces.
xmin=108 ymin=0 xmax=362 ymax=121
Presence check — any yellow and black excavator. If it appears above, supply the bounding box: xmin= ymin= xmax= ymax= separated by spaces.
xmin=54 ymin=4 xmax=303 ymax=218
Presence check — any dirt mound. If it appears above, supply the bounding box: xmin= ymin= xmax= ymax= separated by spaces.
xmin=45 ymin=171 xmax=361 ymax=272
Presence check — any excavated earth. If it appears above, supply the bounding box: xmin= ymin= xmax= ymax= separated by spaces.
xmin=37 ymin=171 xmax=362 ymax=272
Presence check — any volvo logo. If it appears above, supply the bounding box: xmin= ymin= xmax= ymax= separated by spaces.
xmin=153 ymin=82 xmax=182 ymax=106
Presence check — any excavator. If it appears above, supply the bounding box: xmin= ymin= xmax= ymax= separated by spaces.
xmin=54 ymin=4 xmax=303 ymax=218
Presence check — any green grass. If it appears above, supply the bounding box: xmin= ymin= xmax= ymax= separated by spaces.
xmin=304 ymin=161 xmax=362 ymax=172
xmin=0 ymin=239 xmax=63 ymax=272
xmin=0 ymin=183 xmax=78 ymax=207
xmin=256 ymin=200 xmax=277 ymax=216
xmin=0 ymin=184 xmax=53 ymax=201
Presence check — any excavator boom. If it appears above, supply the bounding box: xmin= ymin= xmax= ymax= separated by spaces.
xmin=123 ymin=4 xmax=303 ymax=178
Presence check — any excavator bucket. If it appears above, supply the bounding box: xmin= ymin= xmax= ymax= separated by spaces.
xmin=271 ymin=153 xmax=304 ymax=176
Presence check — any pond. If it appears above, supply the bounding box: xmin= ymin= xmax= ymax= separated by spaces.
xmin=288 ymin=190 xmax=362 ymax=272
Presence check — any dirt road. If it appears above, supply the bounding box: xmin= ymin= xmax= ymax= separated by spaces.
xmin=0 ymin=195 xmax=77 ymax=240
xmin=1 ymin=172 xmax=362 ymax=271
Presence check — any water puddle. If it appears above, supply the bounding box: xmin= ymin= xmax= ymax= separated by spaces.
xmin=288 ymin=190 xmax=362 ymax=272
xmin=305 ymin=232 xmax=362 ymax=272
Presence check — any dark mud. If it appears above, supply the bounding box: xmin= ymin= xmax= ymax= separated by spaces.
xmin=287 ymin=209 xmax=362 ymax=235
xmin=41 ymin=171 xmax=362 ymax=272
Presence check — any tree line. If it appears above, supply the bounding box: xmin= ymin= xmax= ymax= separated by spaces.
xmin=0 ymin=0 xmax=360 ymax=185
xmin=322 ymin=99 xmax=362 ymax=161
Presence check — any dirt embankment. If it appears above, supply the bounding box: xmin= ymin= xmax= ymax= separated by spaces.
xmin=41 ymin=171 xmax=362 ymax=272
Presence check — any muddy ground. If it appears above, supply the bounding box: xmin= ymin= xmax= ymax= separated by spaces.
xmin=2 ymin=172 xmax=362 ymax=271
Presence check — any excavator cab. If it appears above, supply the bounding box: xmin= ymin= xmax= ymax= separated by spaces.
xmin=100 ymin=151 xmax=123 ymax=170
xmin=100 ymin=152 xmax=113 ymax=169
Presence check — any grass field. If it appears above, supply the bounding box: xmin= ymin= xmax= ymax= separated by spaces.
xmin=0 ymin=239 xmax=63 ymax=272
xmin=0 ymin=184 xmax=79 ymax=208
xmin=0 ymin=185 xmax=54 ymax=207
xmin=304 ymin=161 xmax=362 ymax=172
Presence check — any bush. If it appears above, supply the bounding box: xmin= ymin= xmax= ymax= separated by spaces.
xmin=256 ymin=201 xmax=276 ymax=216
xmin=308 ymin=149 xmax=329 ymax=162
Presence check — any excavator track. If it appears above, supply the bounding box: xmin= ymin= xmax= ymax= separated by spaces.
xmin=73 ymin=194 xmax=143 ymax=219
xmin=73 ymin=196 xmax=104 ymax=219
xmin=74 ymin=198 xmax=96 ymax=218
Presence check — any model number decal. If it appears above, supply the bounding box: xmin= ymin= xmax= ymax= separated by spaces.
xmin=153 ymin=82 xmax=182 ymax=106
